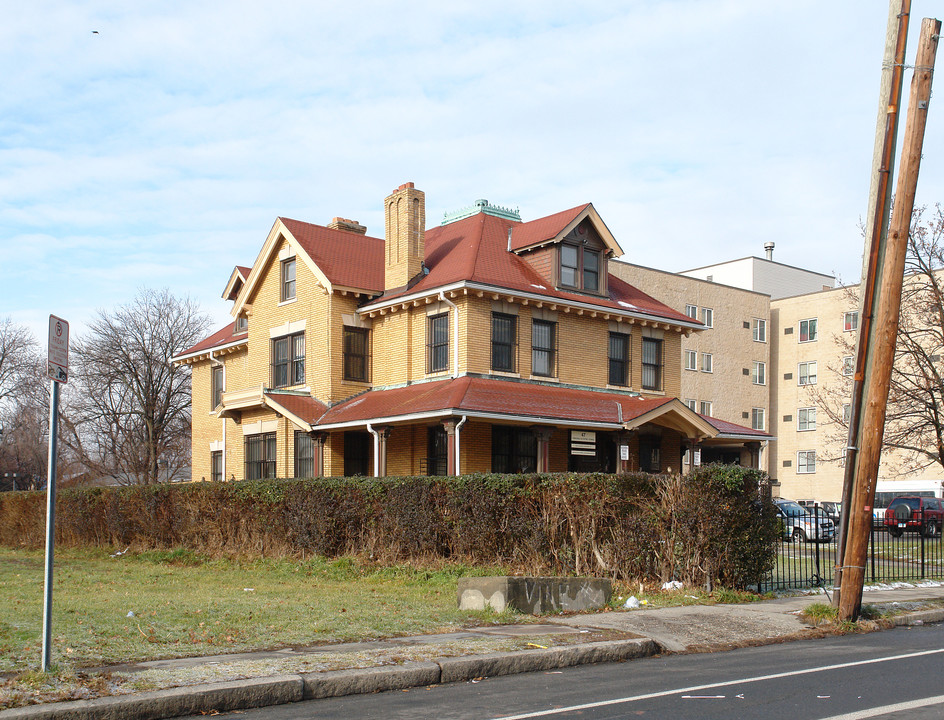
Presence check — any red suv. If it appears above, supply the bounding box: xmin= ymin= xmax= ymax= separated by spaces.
xmin=884 ymin=496 xmax=944 ymax=538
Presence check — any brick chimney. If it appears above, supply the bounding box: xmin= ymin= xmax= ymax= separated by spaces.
xmin=384 ymin=182 xmax=425 ymax=291
xmin=327 ymin=217 xmax=367 ymax=235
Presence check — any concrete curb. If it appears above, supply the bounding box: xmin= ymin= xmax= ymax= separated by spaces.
xmin=0 ymin=675 xmax=304 ymax=720
xmin=0 ymin=639 xmax=660 ymax=720
xmin=890 ymin=607 xmax=944 ymax=627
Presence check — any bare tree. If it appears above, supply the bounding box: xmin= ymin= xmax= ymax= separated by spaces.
xmin=68 ymin=289 xmax=209 ymax=485
xmin=0 ymin=317 xmax=38 ymax=410
xmin=812 ymin=205 xmax=944 ymax=476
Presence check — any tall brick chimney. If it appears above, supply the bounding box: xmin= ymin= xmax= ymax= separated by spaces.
xmin=384 ymin=182 xmax=425 ymax=291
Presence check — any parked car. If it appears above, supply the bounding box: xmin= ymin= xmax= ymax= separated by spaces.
xmin=884 ymin=496 xmax=944 ymax=538
xmin=775 ymin=499 xmax=836 ymax=543
xmin=797 ymin=499 xmax=841 ymax=524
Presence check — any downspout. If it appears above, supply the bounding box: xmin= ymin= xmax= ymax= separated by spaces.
xmin=209 ymin=350 xmax=226 ymax=481
xmin=438 ymin=291 xmax=459 ymax=378
xmin=366 ymin=423 xmax=380 ymax=477
xmin=455 ymin=415 xmax=467 ymax=476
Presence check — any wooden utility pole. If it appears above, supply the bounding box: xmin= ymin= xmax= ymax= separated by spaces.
xmin=837 ymin=17 xmax=941 ymax=622
xmin=833 ymin=0 xmax=911 ymax=604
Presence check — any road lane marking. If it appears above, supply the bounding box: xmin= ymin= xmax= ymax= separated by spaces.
xmin=490 ymin=647 xmax=944 ymax=719
xmin=818 ymin=693 xmax=944 ymax=719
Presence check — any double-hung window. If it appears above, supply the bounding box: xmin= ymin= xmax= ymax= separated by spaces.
xmin=491 ymin=313 xmax=517 ymax=372
xmin=797 ymin=407 xmax=817 ymax=431
xmin=210 ymin=451 xmax=222 ymax=482
xmin=343 ymin=327 xmax=370 ymax=382
xmin=427 ymin=314 xmax=449 ymax=373
xmin=752 ymin=318 xmax=767 ymax=342
xmin=641 ymin=337 xmax=663 ymax=391
xmin=752 ymin=361 xmax=766 ymax=385
xmin=797 ymin=450 xmax=816 ymax=474
xmin=798 ymin=361 xmax=817 ymax=386
xmin=701 ymin=352 xmax=713 ymax=373
xmin=842 ymin=355 xmax=854 ymax=376
xmin=280 ymin=258 xmax=296 ymax=302
xmin=559 ymin=244 xmax=601 ymax=292
xmin=700 ymin=307 xmax=713 ymax=328
xmin=684 ymin=349 xmax=697 ymax=371
xmin=531 ymin=320 xmax=557 ymax=377
xmin=751 ymin=408 xmax=765 ymax=431
xmin=799 ymin=318 xmax=818 ymax=342
xmin=245 ymin=432 xmax=276 ymax=480
xmin=844 ymin=311 xmax=859 ymax=332
xmin=272 ymin=332 xmax=305 ymax=388
xmin=608 ymin=332 xmax=630 ymax=386
xmin=699 ymin=400 xmax=713 ymax=416
xmin=211 ymin=365 xmax=224 ymax=409
xmin=294 ymin=431 xmax=314 ymax=478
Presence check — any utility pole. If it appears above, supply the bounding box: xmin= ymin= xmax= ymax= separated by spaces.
xmin=833 ymin=0 xmax=911 ymax=605
xmin=837 ymin=17 xmax=941 ymax=622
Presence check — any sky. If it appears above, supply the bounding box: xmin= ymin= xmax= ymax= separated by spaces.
xmin=3 ymin=1 xmax=943 ymax=346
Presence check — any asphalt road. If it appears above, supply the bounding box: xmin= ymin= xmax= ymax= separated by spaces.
xmin=192 ymin=624 xmax=944 ymax=720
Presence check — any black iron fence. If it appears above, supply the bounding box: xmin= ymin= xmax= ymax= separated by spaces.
xmin=760 ymin=508 xmax=944 ymax=593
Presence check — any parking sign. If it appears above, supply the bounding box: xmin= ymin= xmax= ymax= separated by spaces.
xmin=47 ymin=315 xmax=69 ymax=383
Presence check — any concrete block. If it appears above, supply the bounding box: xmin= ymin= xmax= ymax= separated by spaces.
xmin=303 ymin=662 xmax=441 ymax=699
xmin=458 ymin=576 xmax=612 ymax=614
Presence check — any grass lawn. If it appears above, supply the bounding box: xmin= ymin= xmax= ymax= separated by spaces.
xmin=0 ymin=547 xmax=515 ymax=674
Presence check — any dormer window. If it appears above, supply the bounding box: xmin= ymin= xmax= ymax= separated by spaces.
xmin=236 ymin=315 xmax=248 ymax=333
xmin=559 ymin=243 xmax=601 ymax=292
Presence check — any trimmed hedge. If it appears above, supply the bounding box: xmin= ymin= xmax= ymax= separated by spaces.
xmin=0 ymin=466 xmax=779 ymax=589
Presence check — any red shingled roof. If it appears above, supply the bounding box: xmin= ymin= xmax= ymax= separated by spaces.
xmin=264 ymin=391 xmax=328 ymax=423
xmin=175 ymin=322 xmax=247 ymax=359
xmin=700 ymin=415 xmax=772 ymax=438
xmin=315 ymin=377 xmax=678 ymax=428
xmin=279 ymin=217 xmax=384 ymax=292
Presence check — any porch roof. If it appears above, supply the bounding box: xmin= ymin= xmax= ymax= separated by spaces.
xmin=311 ymin=376 xmax=720 ymax=439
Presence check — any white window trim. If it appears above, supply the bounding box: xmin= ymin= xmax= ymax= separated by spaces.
xmin=799 ymin=318 xmax=818 ymax=343
xmin=797 ymin=407 xmax=817 ymax=432
xmin=843 ymin=311 xmax=859 ymax=332
xmin=751 ymin=408 xmax=765 ymax=431
xmin=797 ymin=450 xmax=816 ymax=474
xmin=684 ymin=350 xmax=697 ymax=371
xmin=700 ymin=307 xmax=713 ymax=328
xmin=752 ymin=318 xmax=767 ymax=343
xmin=752 ymin=361 xmax=766 ymax=386
xmin=701 ymin=352 xmax=713 ymax=373
xmin=798 ymin=361 xmax=817 ymax=386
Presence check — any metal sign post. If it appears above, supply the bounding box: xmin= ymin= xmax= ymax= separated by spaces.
xmin=42 ymin=315 xmax=68 ymax=671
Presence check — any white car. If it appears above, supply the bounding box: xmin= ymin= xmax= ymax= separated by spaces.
xmin=775 ymin=499 xmax=836 ymax=543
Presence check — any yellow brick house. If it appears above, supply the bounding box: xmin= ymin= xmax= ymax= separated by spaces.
xmin=173 ymin=183 xmax=768 ymax=481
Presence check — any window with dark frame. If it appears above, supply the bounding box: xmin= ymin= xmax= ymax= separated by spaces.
xmin=491 ymin=313 xmax=517 ymax=372
xmin=799 ymin=318 xmax=818 ymax=342
xmin=427 ymin=313 xmax=449 ymax=373
xmin=608 ymin=332 xmax=630 ymax=386
xmin=211 ymin=365 xmax=224 ymax=409
xmin=281 ymin=258 xmax=296 ymax=302
xmin=343 ymin=326 xmax=370 ymax=382
xmin=210 ymin=451 xmax=222 ymax=482
xmin=531 ymin=319 xmax=556 ymax=377
xmin=294 ymin=431 xmax=314 ymax=478
xmin=272 ymin=332 xmax=305 ymax=388
xmin=641 ymin=337 xmax=663 ymax=390
xmin=491 ymin=426 xmax=537 ymax=473
xmin=427 ymin=426 xmax=449 ymax=475
xmin=245 ymin=432 xmax=276 ymax=480
xmin=559 ymin=244 xmax=601 ymax=292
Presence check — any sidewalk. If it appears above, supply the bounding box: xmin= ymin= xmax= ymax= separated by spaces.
xmin=3 ymin=584 xmax=944 ymax=720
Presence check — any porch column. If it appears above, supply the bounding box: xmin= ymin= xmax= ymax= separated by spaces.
xmin=376 ymin=426 xmax=392 ymax=477
xmin=311 ymin=432 xmax=327 ymax=477
xmin=532 ymin=427 xmax=554 ymax=473
xmin=442 ymin=420 xmax=457 ymax=475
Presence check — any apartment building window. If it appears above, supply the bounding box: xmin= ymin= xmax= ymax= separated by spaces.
xmin=751 ymin=407 xmax=765 ymax=431
xmin=343 ymin=327 xmax=370 ymax=382
xmin=272 ymin=332 xmax=305 ymax=388
xmin=531 ymin=320 xmax=557 ymax=377
xmin=560 ymin=244 xmax=601 ymax=292
xmin=641 ymin=337 xmax=663 ymax=391
xmin=797 ymin=450 xmax=816 ymax=474
xmin=752 ymin=318 xmax=767 ymax=343
xmin=608 ymin=332 xmax=630 ymax=386
xmin=799 ymin=318 xmax=818 ymax=342
xmin=699 ymin=400 xmax=713 ymax=416
xmin=280 ymin=258 xmax=296 ymax=302
xmin=211 ymin=365 xmax=224 ymax=410
xmin=427 ymin=313 xmax=449 ymax=373
xmin=798 ymin=407 xmax=817 ymax=431
xmin=752 ymin=360 xmax=766 ymax=385
xmin=210 ymin=451 xmax=222 ymax=483
xmin=842 ymin=355 xmax=854 ymax=376
xmin=245 ymin=432 xmax=276 ymax=480
xmin=798 ymin=361 xmax=817 ymax=386
xmin=685 ymin=349 xmax=697 ymax=371
xmin=491 ymin=313 xmax=517 ymax=373
xmin=843 ymin=403 xmax=851 ymax=424
xmin=685 ymin=304 xmax=698 ymax=319
xmin=700 ymin=307 xmax=713 ymax=328
xmin=685 ymin=399 xmax=697 ymax=411
xmin=844 ymin=311 xmax=859 ymax=332
xmin=701 ymin=352 xmax=713 ymax=373
xmin=294 ymin=431 xmax=314 ymax=478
